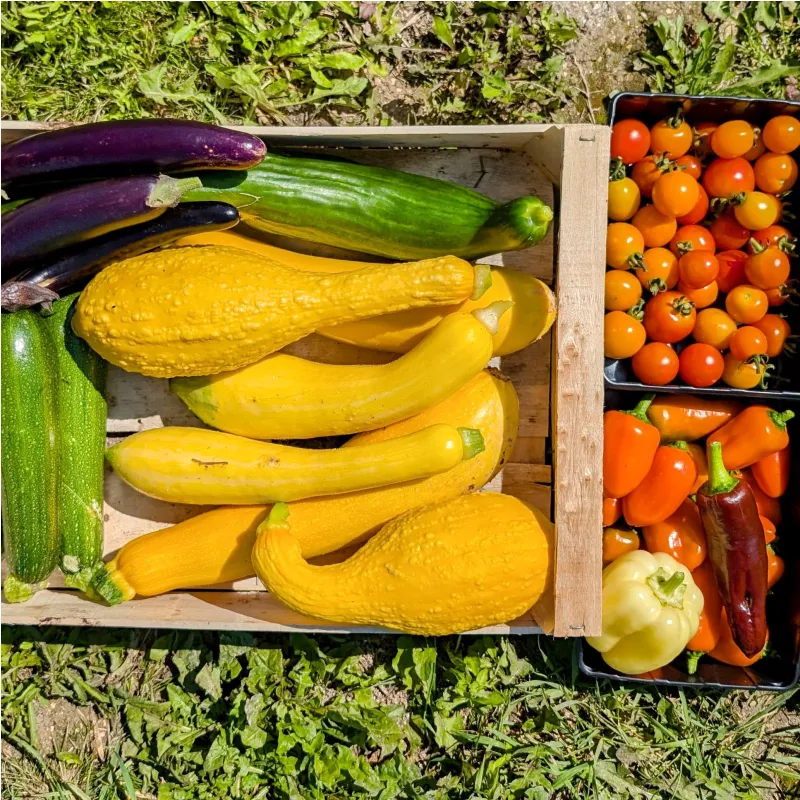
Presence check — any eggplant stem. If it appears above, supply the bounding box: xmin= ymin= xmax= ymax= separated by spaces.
xmin=148 ymin=175 xmax=203 ymax=208
xmin=704 ymin=441 xmax=738 ymax=496
xmin=458 ymin=427 xmax=485 ymax=460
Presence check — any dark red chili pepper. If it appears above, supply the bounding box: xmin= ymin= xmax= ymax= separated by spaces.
xmin=696 ymin=441 xmax=768 ymax=658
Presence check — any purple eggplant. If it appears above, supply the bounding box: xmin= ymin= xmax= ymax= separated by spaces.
xmin=3 ymin=202 xmax=239 ymax=297
xmin=1 ymin=174 xmax=202 ymax=274
xmin=2 ymin=120 xmax=266 ymax=192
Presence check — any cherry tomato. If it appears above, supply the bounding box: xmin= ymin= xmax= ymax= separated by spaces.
xmin=709 ymin=212 xmax=750 ymax=250
xmin=604 ymin=310 xmax=646 ymax=359
xmin=639 ymin=247 xmax=679 ymax=294
xmin=676 ymin=184 xmax=709 ymax=225
xmin=710 ymin=120 xmax=755 ymax=159
xmin=631 ymin=342 xmax=680 ymax=385
xmin=608 ymin=176 xmax=641 ymax=221
xmin=702 ymin=157 xmax=755 ymax=197
xmin=605 ymin=269 xmax=642 ymax=311
xmin=729 ymin=326 xmax=768 ymax=360
xmin=669 ymin=224 xmax=715 ymax=256
xmin=766 ymin=284 xmax=792 ymax=307
xmin=762 ymin=115 xmax=800 ymax=155
xmin=743 ymin=129 xmax=767 ymax=161
xmin=611 ymin=119 xmax=651 ymax=164
xmin=692 ymin=121 xmax=718 ymax=157
xmin=679 ymin=343 xmax=725 ymax=387
xmin=652 ymin=171 xmax=699 ymax=218
xmin=607 ymin=223 xmax=645 ymax=270
xmin=643 ymin=291 xmax=697 ymax=343
xmin=650 ymin=116 xmax=693 ymax=158
xmin=632 ymin=204 xmax=677 ymax=247
xmin=754 ymin=152 xmax=798 ymax=193
xmin=679 ymin=251 xmax=719 ymax=289
xmin=693 ymin=308 xmax=738 ymax=350
xmin=745 ymin=247 xmax=791 ymax=290
xmin=752 ymin=314 xmax=792 ymax=358
xmin=632 ymin=155 xmax=673 ymax=198
xmin=716 ymin=249 xmax=749 ymax=293
xmin=722 ymin=351 xmax=769 ymax=389
xmin=678 ymin=279 xmax=718 ymax=309
xmin=675 ymin=154 xmax=703 ymax=180
xmin=748 ymin=224 xmax=796 ymax=254
xmin=733 ymin=191 xmax=781 ymax=230
xmin=725 ymin=284 xmax=769 ymax=324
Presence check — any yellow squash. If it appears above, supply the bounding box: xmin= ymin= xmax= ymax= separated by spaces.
xmin=170 ymin=309 xmax=501 ymax=439
xmin=178 ymin=231 xmax=557 ymax=356
xmin=91 ymin=369 xmax=518 ymax=603
xmin=73 ymin=245 xmax=483 ymax=377
xmin=107 ymin=423 xmax=483 ymax=505
xmin=253 ymin=493 xmax=553 ymax=635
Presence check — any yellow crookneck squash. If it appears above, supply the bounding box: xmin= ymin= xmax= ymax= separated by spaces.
xmin=91 ymin=369 xmax=518 ymax=604
xmin=253 ymin=493 xmax=554 ymax=636
xmin=177 ymin=231 xmax=557 ymax=356
xmin=73 ymin=245 xmax=484 ymax=377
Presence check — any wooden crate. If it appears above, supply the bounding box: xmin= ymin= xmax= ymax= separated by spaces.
xmin=1 ymin=123 xmax=609 ymax=637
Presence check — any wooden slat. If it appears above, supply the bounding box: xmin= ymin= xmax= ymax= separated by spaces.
xmin=510 ymin=436 xmax=547 ymax=464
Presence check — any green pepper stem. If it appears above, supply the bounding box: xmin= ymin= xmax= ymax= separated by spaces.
xmin=623 ymin=393 xmax=656 ymax=423
xmin=472 ymin=300 xmax=512 ymax=335
xmin=458 ymin=427 xmax=485 ymax=460
xmin=767 ymin=409 xmax=795 ymax=431
xmin=704 ymin=441 xmax=738 ymax=496
xmin=646 ymin=567 xmax=687 ymax=609
xmin=686 ymin=650 xmax=704 ymax=675
xmin=470 ymin=264 xmax=493 ymax=301
xmin=669 ymin=440 xmax=689 ymax=452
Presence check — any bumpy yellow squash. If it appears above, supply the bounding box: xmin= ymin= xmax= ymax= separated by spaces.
xmin=107 ymin=423 xmax=483 ymax=505
xmin=253 ymin=493 xmax=553 ymax=635
xmin=177 ymin=231 xmax=557 ymax=356
xmin=171 ymin=309 xmax=503 ymax=439
xmin=91 ymin=369 xmax=518 ymax=603
xmin=73 ymin=245 xmax=482 ymax=377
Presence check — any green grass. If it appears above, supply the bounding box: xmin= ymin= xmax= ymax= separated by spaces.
xmin=3 ymin=627 xmax=799 ymax=799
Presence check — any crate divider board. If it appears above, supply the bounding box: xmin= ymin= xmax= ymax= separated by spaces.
xmin=1 ymin=122 xmax=609 ymax=637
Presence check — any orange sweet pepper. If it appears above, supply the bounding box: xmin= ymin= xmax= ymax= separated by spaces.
xmin=603 ymin=495 xmax=622 ymax=527
xmin=761 ymin=516 xmax=776 ymax=544
xmin=751 ymin=445 xmax=791 ymax=498
xmin=708 ymin=406 xmax=794 ymax=470
xmin=686 ymin=443 xmax=708 ymax=494
xmin=642 ymin=498 xmax=706 ymax=571
xmin=602 ymin=527 xmax=640 ymax=564
xmin=768 ymin=547 xmax=785 ymax=588
xmin=686 ymin=561 xmax=723 ymax=666
xmin=740 ymin=469 xmax=783 ymax=525
xmin=709 ymin=609 xmax=768 ymax=668
xmin=646 ymin=394 xmax=742 ymax=442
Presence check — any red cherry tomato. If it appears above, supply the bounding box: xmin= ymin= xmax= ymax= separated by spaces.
xmin=679 ymin=251 xmax=719 ymax=289
xmin=711 ymin=120 xmax=755 ymax=159
xmin=702 ymin=157 xmax=755 ymax=197
xmin=745 ymin=247 xmax=791 ymax=290
xmin=639 ymin=248 xmax=679 ymax=294
xmin=678 ymin=343 xmax=725 ymax=388
xmin=675 ymin=154 xmax=703 ymax=180
xmin=652 ymin=171 xmax=700 ymax=218
xmin=631 ymin=342 xmax=680 ymax=386
xmin=762 ymin=115 xmax=800 ymax=155
xmin=643 ymin=291 xmax=697 ymax=343
xmin=709 ymin=212 xmax=750 ymax=250
xmin=716 ymin=249 xmax=749 ymax=293
xmin=729 ymin=326 xmax=768 ymax=360
xmin=669 ymin=224 xmax=715 ymax=256
xmin=632 ymin=204 xmax=678 ymax=248
xmin=611 ymin=119 xmax=651 ymax=165
xmin=678 ymin=280 xmax=718 ymax=310
xmin=752 ymin=314 xmax=792 ymax=358
xmin=748 ymin=224 xmax=796 ymax=254
xmin=676 ymin=184 xmax=709 ymax=225
xmin=632 ymin=155 xmax=672 ymax=198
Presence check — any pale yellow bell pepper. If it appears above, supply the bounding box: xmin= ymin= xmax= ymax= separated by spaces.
xmin=586 ymin=550 xmax=703 ymax=674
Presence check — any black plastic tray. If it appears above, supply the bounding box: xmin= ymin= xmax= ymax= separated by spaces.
xmin=605 ymin=92 xmax=800 ymax=401
xmin=580 ymin=388 xmax=800 ymax=691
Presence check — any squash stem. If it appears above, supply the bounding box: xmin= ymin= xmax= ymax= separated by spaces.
xmin=90 ymin=562 xmax=135 ymax=605
xmin=458 ymin=427 xmax=485 ymax=460
xmin=261 ymin=502 xmax=291 ymax=533
xmin=470 ymin=264 xmax=493 ymax=301
xmin=2 ymin=575 xmax=48 ymax=604
xmin=472 ymin=300 xmax=513 ymax=335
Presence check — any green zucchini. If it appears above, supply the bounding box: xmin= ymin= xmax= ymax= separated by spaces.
xmin=182 ymin=152 xmax=553 ymax=261
xmin=43 ymin=294 xmax=108 ymax=592
xmin=1 ymin=309 xmax=60 ymax=602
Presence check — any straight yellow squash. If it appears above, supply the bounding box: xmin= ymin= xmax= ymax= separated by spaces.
xmin=177 ymin=232 xmax=557 ymax=356
xmin=73 ymin=245 xmax=483 ymax=377
xmin=106 ymin=423 xmax=483 ymax=505
xmin=170 ymin=310 xmax=499 ymax=439
xmin=252 ymin=493 xmax=554 ymax=635
xmin=91 ymin=369 xmax=518 ymax=604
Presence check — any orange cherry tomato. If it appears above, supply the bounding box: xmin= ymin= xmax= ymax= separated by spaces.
xmin=679 ymin=250 xmax=719 ymax=289
xmin=765 ymin=284 xmax=792 ymax=307
xmin=632 ymin=154 xmax=673 ymax=198
xmin=715 ymin=249 xmax=749 ymax=293
xmin=678 ymin=343 xmax=724 ymax=387
xmin=602 ymin=495 xmax=622 ymax=527
xmin=602 ymin=527 xmax=640 ymax=564
xmin=650 ymin=116 xmax=693 ymax=158
xmin=767 ymin=549 xmax=785 ymax=589
xmin=639 ymin=247 xmax=680 ymax=294
xmin=754 ymin=152 xmax=798 ymax=193
xmin=604 ymin=310 xmax=646 ymax=359
xmin=608 ymin=176 xmax=642 ymax=221
xmin=692 ymin=308 xmax=738 ymax=350
xmin=744 ymin=246 xmax=791 ymax=290
xmin=676 ymin=184 xmax=709 ymax=225
xmin=669 ymin=224 xmax=715 ymax=256
xmin=642 ymin=498 xmax=706 ymax=571
xmin=702 ymin=157 xmax=755 ymax=197
xmin=743 ymin=129 xmax=767 ymax=161
xmin=748 ymin=224 xmax=796 ymax=253
xmin=721 ymin=351 xmax=769 ymax=389
xmin=611 ymin=119 xmax=651 ymax=164
xmin=652 ymin=171 xmax=700 ymax=218
xmin=710 ymin=120 xmax=755 ymax=159
xmin=728 ymin=326 xmax=768 ymax=360
xmin=752 ymin=314 xmax=792 ymax=358
xmin=631 ymin=342 xmax=680 ymax=385
xmin=607 ymin=222 xmax=645 ymax=270
xmin=709 ymin=212 xmax=750 ymax=250
xmin=762 ymin=115 xmax=800 ymax=155
xmin=678 ymin=280 xmax=718 ymax=309
xmin=644 ymin=291 xmax=696 ymax=343
xmin=734 ymin=191 xmax=781 ymax=230
xmin=675 ymin=154 xmax=703 ymax=180
xmin=725 ymin=284 xmax=768 ymax=324
xmin=761 ymin=516 xmax=776 ymax=544
xmin=632 ymin=204 xmax=678 ymax=247
xmin=692 ymin=121 xmax=718 ymax=157
xmin=604 ymin=269 xmax=643 ymax=311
